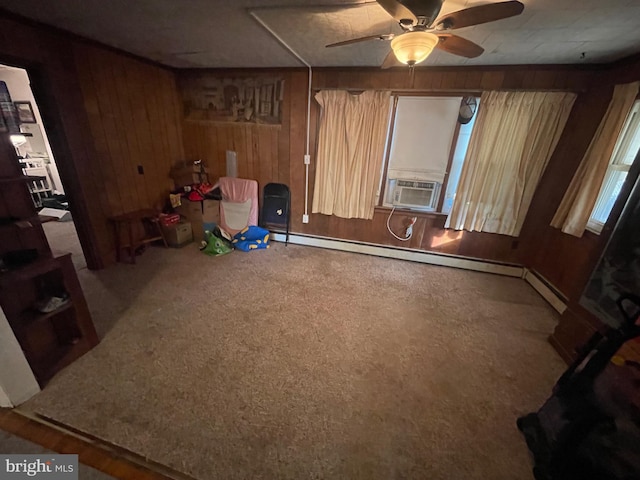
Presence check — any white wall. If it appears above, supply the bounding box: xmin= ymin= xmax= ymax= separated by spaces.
xmin=0 ymin=308 xmax=40 ymax=407
xmin=0 ymin=66 xmax=64 ymax=193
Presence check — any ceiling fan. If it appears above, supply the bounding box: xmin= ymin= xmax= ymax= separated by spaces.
xmin=326 ymin=0 xmax=525 ymax=68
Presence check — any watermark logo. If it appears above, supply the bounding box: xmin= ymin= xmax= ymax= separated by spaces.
xmin=1 ymin=455 xmax=77 ymax=479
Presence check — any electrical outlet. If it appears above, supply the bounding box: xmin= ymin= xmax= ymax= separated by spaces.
xmin=302 ymin=214 xmax=309 ymax=224
xmin=304 ymin=154 xmax=311 ymax=165
xmin=405 ymin=225 xmax=413 ymax=238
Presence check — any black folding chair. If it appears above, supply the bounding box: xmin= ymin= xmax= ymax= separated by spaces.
xmin=260 ymin=183 xmax=290 ymax=245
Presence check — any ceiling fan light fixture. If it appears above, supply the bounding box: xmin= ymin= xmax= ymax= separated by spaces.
xmin=390 ymin=31 xmax=439 ymax=66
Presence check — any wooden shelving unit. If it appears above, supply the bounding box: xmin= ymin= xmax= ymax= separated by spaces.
xmin=19 ymin=158 xmax=55 ymax=208
xmin=0 ymin=174 xmax=47 ymax=184
xmin=0 ymin=137 xmax=98 ymax=387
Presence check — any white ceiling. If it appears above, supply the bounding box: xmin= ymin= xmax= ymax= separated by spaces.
xmin=1 ymin=0 xmax=639 ymax=68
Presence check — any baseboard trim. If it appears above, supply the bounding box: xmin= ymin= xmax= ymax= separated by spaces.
xmin=270 ymin=233 xmax=524 ymax=277
xmin=523 ymin=269 xmax=567 ymax=314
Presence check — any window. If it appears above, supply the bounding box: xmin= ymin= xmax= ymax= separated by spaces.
xmin=442 ymin=112 xmax=479 ymax=214
xmin=380 ymin=95 xmax=477 ymax=213
xmin=588 ymin=100 xmax=640 ymax=233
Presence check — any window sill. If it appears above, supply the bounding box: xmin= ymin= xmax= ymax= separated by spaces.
xmin=375 ymin=207 xmax=449 ymax=229
xmin=375 ymin=206 xmax=449 ymax=218
xmin=585 ymin=221 xmax=604 ymax=235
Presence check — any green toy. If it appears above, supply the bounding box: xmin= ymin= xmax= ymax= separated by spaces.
xmin=201 ymin=230 xmax=233 ymax=256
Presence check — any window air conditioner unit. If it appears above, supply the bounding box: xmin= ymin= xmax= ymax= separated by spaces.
xmin=392 ymin=179 xmax=440 ymax=210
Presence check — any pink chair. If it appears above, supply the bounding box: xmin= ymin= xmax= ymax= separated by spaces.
xmin=216 ymin=177 xmax=259 ymax=236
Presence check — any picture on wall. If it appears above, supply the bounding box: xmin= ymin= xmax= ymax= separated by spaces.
xmin=179 ymin=75 xmax=284 ymax=125
xmin=14 ymin=101 xmax=37 ymax=124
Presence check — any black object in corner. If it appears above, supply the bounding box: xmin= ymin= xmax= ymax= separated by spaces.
xmin=260 ymin=183 xmax=290 ymax=246
xmin=517 ymin=293 xmax=640 ymax=480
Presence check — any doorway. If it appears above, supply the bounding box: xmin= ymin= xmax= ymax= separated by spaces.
xmin=0 ymin=64 xmax=87 ymax=271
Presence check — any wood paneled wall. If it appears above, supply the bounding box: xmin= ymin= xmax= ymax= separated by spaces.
xmin=543 ymin=58 xmax=640 ymax=361
xmin=606 ymin=53 xmax=640 ymax=86
xmin=0 ymin=12 xmax=185 ymax=267
xmin=302 ymin=67 xmax=599 ymax=263
xmin=183 ymin=123 xmax=285 ymax=188
xmin=179 ymin=71 xmax=294 ymax=193
xmin=72 ymin=43 xmax=185 ymax=228
xmin=178 ymin=66 xmax=600 ymax=266
xmin=517 ymin=83 xmax=613 ymax=299
xmin=310 ymin=66 xmax=595 ymax=93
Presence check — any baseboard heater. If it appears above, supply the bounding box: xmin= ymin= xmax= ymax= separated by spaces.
xmin=269 ymin=232 xmax=524 ymax=277
xmin=522 ymin=269 xmax=568 ymax=314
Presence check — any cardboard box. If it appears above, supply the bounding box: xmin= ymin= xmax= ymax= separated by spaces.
xmin=176 ymin=200 xmax=219 ymax=224
xmin=175 ymin=200 xmax=202 ymax=221
xmin=202 ymin=200 xmax=220 ymax=224
xmin=162 ymin=221 xmax=193 ymax=247
xmin=175 ymin=200 xmax=219 ymax=243
xmin=191 ymin=221 xmax=205 ymax=243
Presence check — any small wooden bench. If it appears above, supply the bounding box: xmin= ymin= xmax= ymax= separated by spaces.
xmin=109 ymin=209 xmax=168 ymax=264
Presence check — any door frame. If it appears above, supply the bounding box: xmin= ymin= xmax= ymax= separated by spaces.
xmin=0 ymin=54 xmax=104 ymax=270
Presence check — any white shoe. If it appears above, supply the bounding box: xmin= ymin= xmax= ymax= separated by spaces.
xmin=35 ymin=294 xmax=70 ymax=313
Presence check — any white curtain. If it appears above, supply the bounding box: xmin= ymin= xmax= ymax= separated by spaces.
xmin=446 ymin=90 xmax=576 ymax=236
xmin=551 ymin=81 xmax=640 ymax=237
xmin=312 ymin=90 xmax=391 ymax=220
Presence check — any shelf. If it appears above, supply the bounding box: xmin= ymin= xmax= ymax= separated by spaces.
xmin=1 ymin=146 xmax=99 ymax=388
xmin=0 ymin=215 xmax=44 ymax=232
xmin=18 ymin=302 xmax=74 ymax=330
xmin=0 ymin=254 xmax=69 ymax=286
xmin=0 ymin=219 xmax=33 ymax=231
xmin=0 ymin=175 xmax=46 ymax=184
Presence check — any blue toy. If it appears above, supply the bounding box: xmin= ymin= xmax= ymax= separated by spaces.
xmin=232 ymin=226 xmax=271 ymax=252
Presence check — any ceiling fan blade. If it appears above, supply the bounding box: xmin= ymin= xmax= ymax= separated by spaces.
xmin=435 ymin=1 xmax=524 ymax=30
xmin=381 ymin=51 xmax=403 ymax=69
xmin=377 ymin=0 xmax=418 ymax=25
xmin=326 ymin=33 xmax=394 ymax=48
xmin=435 ymin=34 xmax=484 ymax=58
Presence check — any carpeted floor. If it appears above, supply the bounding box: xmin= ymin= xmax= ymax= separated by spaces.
xmin=23 ymin=225 xmax=565 ymax=480
xmin=0 ymin=430 xmax=114 ymax=479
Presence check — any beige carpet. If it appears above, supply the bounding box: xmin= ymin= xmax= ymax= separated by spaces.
xmin=23 ymin=234 xmax=565 ymax=480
